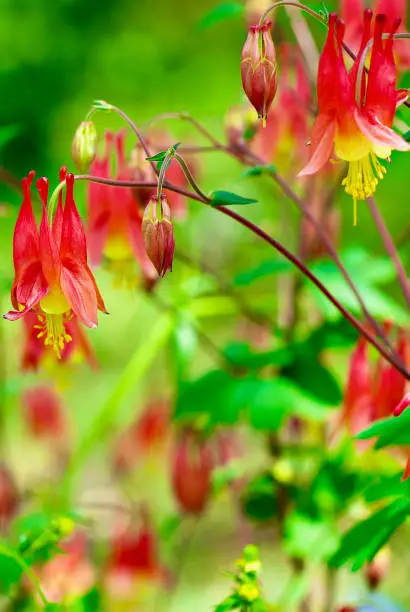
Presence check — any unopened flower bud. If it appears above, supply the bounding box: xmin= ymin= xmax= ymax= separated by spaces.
xmin=365 ymin=548 xmax=390 ymax=590
xmin=72 ymin=121 xmax=97 ymax=172
xmin=171 ymin=430 xmax=213 ymax=515
xmin=142 ymin=195 xmax=175 ymax=278
xmin=241 ymin=21 xmax=277 ymax=126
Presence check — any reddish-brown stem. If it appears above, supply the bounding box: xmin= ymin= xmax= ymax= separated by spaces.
xmin=76 ymin=173 xmax=409 ymax=378
xmin=367 ymin=196 xmax=410 ymax=308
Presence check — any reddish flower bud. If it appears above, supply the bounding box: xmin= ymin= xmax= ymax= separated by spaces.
xmin=171 ymin=430 xmax=213 ymax=515
xmin=71 ymin=121 xmax=97 ymax=172
xmin=22 ymin=386 xmax=67 ymax=441
xmin=241 ymin=21 xmax=277 ymax=125
xmin=0 ymin=464 xmax=19 ymax=527
xmin=365 ymin=548 xmax=390 ymax=590
xmin=142 ymin=195 xmax=175 ymax=277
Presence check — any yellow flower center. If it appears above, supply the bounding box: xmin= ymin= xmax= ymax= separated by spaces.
xmin=104 ymin=235 xmax=133 ymax=261
xmin=342 ymin=153 xmax=386 ymax=201
xmin=37 ymin=287 xmax=72 ymax=358
xmin=106 ymin=259 xmax=137 ymax=290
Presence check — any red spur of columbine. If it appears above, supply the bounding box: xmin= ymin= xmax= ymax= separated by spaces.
xmin=241 ymin=20 xmax=278 ymax=126
xmin=4 ymin=169 xmax=107 ymax=357
xmin=298 ymin=10 xmax=410 ymax=207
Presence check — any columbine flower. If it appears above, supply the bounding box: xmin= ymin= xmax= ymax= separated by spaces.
xmin=87 ymin=130 xmax=157 ymax=289
xmin=21 ymin=310 xmax=98 ymax=371
xmin=298 ymin=11 xmax=410 ymax=208
xmin=241 ymin=20 xmax=278 ymax=125
xmin=105 ymin=508 xmax=169 ymax=606
xmin=171 ymin=429 xmax=214 ymax=515
xmin=4 ymin=170 xmax=107 ymax=358
xmin=142 ymin=194 xmax=175 ymax=278
xmin=22 ymin=385 xmax=67 ymax=442
xmin=341 ymin=336 xmax=375 ymax=437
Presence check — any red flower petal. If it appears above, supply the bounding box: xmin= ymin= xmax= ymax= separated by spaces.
xmin=4 ymin=262 xmax=48 ymax=321
xmin=12 ymin=171 xmax=39 ymax=277
xmin=298 ymin=114 xmax=336 ymax=176
xmin=60 ymin=257 xmax=99 ymax=328
xmin=60 ymin=173 xmax=88 ymax=263
xmin=355 ymin=110 xmax=410 ymax=152
xmin=38 ymin=178 xmax=61 ymax=286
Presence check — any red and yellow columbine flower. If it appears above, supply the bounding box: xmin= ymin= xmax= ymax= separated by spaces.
xmin=298 ymin=11 xmax=410 ymax=210
xmin=4 ymin=169 xmax=107 ymax=357
xmin=87 ymin=130 xmax=157 ymax=288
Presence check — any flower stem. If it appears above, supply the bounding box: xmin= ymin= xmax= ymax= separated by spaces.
xmin=367 ymin=196 xmax=410 ymax=308
xmin=0 ymin=544 xmax=49 ymax=607
xmin=259 ymin=1 xmax=326 ymax=26
xmin=174 ymin=153 xmax=209 ymax=201
xmin=47 ymin=179 xmax=66 ymax=222
xmin=77 ymin=173 xmax=409 ymax=377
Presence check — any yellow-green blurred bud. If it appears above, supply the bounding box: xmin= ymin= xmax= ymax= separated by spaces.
xmin=238 ymin=582 xmax=259 ymax=602
xmin=51 ymin=516 xmax=75 ymax=538
xmin=271 ymin=458 xmax=294 ymax=484
xmin=72 ymin=121 xmax=97 ymax=172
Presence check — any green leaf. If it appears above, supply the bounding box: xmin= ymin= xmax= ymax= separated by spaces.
xmin=329 ymin=497 xmax=410 ymax=570
xmin=307 ymin=247 xmax=409 ymax=324
xmin=146 ymin=151 xmax=167 ymax=162
xmin=200 ymin=2 xmax=244 ymax=28
xmin=174 ymin=370 xmax=243 ymax=425
xmin=404 ymin=130 xmax=410 ymax=142
xmin=284 ymin=513 xmax=339 ymax=562
xmin=242 ymin=164 xmax=276 ymax=178
xmin=214 ymin=594 xmax=241 ymax=611
xmin=357 ymin=409 xmax=410 ymax=448
xmin=0 ymin=547 xmax=23 ymax=594
xmin=223 ymin=342 xmax=293 ymax=370
xmin=210 ymin=190 xmax=258 ymax=207
xmin=282 ymin=355 xmax=342 ymax=405
xmin=363 ymin=473 xmax=410 ymax=503
xmin=241 ymin=473 xmax=278 ymax=521
xmin=233 ymin=260 xmax=293 ymax=286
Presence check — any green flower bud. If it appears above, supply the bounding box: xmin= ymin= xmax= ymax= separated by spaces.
xmin=72 ymin=121 xmax=97 ymax=172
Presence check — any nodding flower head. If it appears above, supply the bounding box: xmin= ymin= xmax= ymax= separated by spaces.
xmin=71 ymin=121 xmax=97 ymax=173
xmin=4 ymin=169 xmax=107 ymax=358
xmin=142 ymin=195 xmax=175 ymax=278
xmin=298 ymin=10 xmax=410 ymax=213
xmin=241 ymin=21 xmax=278 ymax=125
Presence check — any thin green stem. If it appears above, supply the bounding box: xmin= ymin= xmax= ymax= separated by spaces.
xmin=0 ymin=544 xmax=49 ymax=607
xmin=47 ymin=179 xmax=65 ymax=222
xmin=174 ymin=153 xmax=209 ymax=201
xmin=259 ymin=1 xmax=326 ymax=26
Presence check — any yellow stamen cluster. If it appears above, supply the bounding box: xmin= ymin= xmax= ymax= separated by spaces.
xmin=35 ymin=313 xmax=72 ymax=358
xmin=342 ymin=153 xmax=386 ymax=201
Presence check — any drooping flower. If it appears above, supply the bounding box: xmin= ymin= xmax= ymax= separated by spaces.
xmin=105 ymin=508 xmax=169 ymax=606
xmin=341 ymin=336 xmax=375 ymax=437
xmin=142 ymin=194 xmax=175 ymax=278
xmin=373 ymin=329 xmax=407 ymax=419
xmin=4 ymin=170 xmax=107 ymax=358
xmin=113 ymin=399 xmax=171 ymax=474
xmin=0 ymin=464 xmax=19 ymax=528
xmin=21 ymin=310 xmax=98 ymax=371
xmin=22 ymin=385 xmax=67 ymax=442
xmin=171 ymin=429 xmax=214 ymax=515
xmin=298 ymin=11 xmax=410 ymax=211
xmin=87 ymin=130 xmax=158 ymax=289
xmin=241 ymin=20 xmax=278 ymax=125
